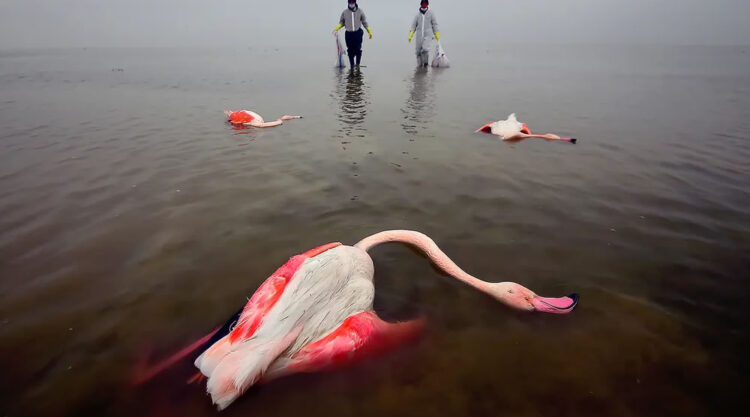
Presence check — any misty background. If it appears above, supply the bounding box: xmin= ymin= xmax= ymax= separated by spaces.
xmin=1 ymin=0 xmax=749 ymax=49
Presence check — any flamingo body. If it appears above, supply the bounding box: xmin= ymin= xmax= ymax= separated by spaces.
xmin=225 ymin=110 xmax=263 ymax=125
xmin=476 ymin=113 xmax=577 ymax=143
xmin=477 ymin=113 xmax=525 ymax=138
xmin=134 ymin=231 xmax=579 ymax=410
xmin=195 ymin=243 xmax=383 ymax=409
xmin=224 ymin=110 xmax=302 ymax=128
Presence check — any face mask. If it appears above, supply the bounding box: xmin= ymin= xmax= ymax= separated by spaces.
xmin=348 ymin=4 xmax=357 ymax=11
xmin=420 ymin=7 xmax=428 ymax=13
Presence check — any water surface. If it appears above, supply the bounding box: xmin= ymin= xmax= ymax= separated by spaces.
xmin=1 ymin=44 xmax=749 ymax=416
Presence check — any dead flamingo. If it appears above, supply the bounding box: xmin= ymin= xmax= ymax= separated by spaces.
xmin=224 ymin=110 xmax=302 ymax=128
xmin=476 ymin=113 xmax=577 ymax=144
xmin=133 ymin=230 xmax=579 ymax=410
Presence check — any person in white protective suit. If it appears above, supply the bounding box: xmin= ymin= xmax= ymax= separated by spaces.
xmin=408 ymin=0 xmax=440 ymax=67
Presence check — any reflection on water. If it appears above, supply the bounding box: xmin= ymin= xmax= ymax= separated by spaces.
xmin=332 ymin=68 xmax=369 ymax=139
xmin=401 ymin=68 xmax=436 ymax=137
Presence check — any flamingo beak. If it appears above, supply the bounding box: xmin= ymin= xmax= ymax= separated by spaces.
xmin=520 ymin=124 xmax=531 ymax=135
xmin=530 ymin=293 xmax=579 ymax=314
xmin=475 ymin=123 xmax=493 ymax=134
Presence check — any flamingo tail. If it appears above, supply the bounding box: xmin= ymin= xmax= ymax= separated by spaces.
xmin=205 ymin=327 xmax=302 ymax=410
xmin=195 ymin=334 xmax=234 ymax=378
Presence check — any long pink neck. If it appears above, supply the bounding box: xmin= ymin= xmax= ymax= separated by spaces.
xmin=525 ymin=134 xmax=574 ymax=142
xmin=354 ymin=230 xmax=490 ymax=292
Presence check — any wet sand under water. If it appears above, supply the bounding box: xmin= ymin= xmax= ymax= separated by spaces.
xmin=0 ymin=45 xmax=749 ymax=416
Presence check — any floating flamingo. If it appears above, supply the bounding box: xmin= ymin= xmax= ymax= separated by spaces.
xmin=224 ymin=110 xmax=302 ymax=128
xmin=133 ymin=230 xmax=578 ymax=410
xmin=476 ymin=113 xmax=577 ymax=144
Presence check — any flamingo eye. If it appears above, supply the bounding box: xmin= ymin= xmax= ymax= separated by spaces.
xmin=507 ymin=289 xmax=514 ymax=294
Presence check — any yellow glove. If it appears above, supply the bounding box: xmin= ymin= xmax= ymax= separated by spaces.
xmin=333 ymin=23 xmax=343 ymax=33
xmin=435 ymin=31 xmax=441 ymax=41
xmin=367 ymin=27 xmax=373 ymax=39
xmin=408 ymin=30 xmax=414 ymax=43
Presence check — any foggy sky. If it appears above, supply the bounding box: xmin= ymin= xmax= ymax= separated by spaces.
xmin=1 ymin=0 xmax=748 ymax=48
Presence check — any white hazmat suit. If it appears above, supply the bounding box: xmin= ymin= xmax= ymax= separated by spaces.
xmin=410 ymin=9 xmax=439 ymax=67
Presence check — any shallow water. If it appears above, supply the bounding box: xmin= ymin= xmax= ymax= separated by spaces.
xmin=1 ymin=44 xmax=749 ymax=416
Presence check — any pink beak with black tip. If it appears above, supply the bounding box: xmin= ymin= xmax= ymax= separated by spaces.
xmin=531 ymin=293 xmax=579 ymax=314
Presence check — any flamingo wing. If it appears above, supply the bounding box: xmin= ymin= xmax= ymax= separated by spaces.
xmin=274 ymin=311 xmax=424 ymax=376
xmin=226 ymin=110 xmax=262 ymax=124
xmin=230 ymin=242 xmax=343 ymax=343
xmin=195 ymin=243 xmax=342 ymax=375
xmin=131 ymin=243 xmax=341 ymax=385
xmin=475 ymin=122 xmax=495 ymax=134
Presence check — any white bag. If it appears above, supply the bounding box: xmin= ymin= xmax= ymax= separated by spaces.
xmin=335 ymin=33 xmax=347 ymax=68
xmin=431 ymin=42 xmax=450 ymax=68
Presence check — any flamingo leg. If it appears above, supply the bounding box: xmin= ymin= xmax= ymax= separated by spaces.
xmin=131 ymin=306 xmax=244 ymax=386
xmin=265 ymin=311 xmax=424 ymax=381
xmin=131 ymin=326 xmax=222 ymax=385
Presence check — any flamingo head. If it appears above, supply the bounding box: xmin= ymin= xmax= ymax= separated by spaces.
xmin=488 ymin=282 xmax=579 ymax=314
